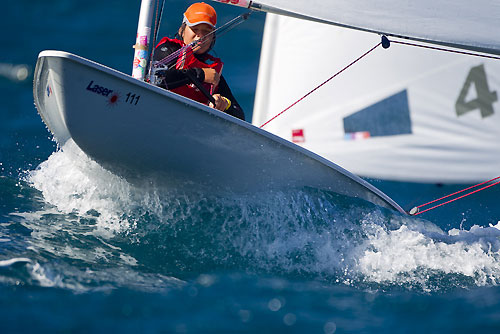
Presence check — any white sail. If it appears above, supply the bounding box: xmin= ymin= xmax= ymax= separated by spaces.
xmin=252 ymin=14 xmax=500 ymax=184
xmin=213 ymin=0 xmax=500 ymax=56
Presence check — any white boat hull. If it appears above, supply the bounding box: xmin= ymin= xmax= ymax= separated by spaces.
xmin=33 ymin=50 xmax=405 ymax=214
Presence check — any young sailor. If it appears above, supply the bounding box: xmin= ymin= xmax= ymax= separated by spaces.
xmin=153 ymin=2 xmax=245 ymax=121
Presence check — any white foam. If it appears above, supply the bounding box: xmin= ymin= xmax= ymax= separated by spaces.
xmin=0 ymin=257 xmax=32 ymax=267
xmin=29 ymin=262 xmax=64 ymax=288
xmin=355 ymin=220 xmax=500 ymax=287
xmin=27 ymin=140 xmax=136 ymax=236
xmin=226 ymin=197 xmax=500 ymax=288
xmin=23 ymin=141 xmax=500 ymax=289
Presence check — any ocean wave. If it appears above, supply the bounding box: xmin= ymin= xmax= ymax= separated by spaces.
xmin=21 ymin=140 xmax=500 ymax=291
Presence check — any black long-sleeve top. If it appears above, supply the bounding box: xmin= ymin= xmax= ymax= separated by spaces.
xmin=153 ymin=39 xmax=245 ymax=121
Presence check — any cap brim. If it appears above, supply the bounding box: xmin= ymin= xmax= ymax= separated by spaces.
xmin=183 ymin=15 xmax=215 ymax=28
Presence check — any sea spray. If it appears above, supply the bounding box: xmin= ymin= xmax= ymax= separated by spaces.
xmin=355 ymin=221 xmax=500 ymax=290
xmin=22 ymin=141 xmax=500 ymax=291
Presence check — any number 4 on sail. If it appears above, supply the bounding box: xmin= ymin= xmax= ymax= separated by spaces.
xmin=456 ymin=64 xmax=498 ymax=119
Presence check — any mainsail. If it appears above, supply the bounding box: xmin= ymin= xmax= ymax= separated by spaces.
xmin=251 ymin=13 xmax=500 ymax=183
xmin=213 ymin=0 xmax=500 ymax=56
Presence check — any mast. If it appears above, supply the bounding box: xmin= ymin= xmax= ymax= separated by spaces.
xmin=132 ymin=0 xmax=155 ymax=80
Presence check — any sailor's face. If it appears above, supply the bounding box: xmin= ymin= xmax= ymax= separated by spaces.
xmin=183 ymin=23 xmax=214 ymax=54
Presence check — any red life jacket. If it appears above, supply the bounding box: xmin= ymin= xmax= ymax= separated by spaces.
xmin=156 ymin=37 xmax=223 ymax=105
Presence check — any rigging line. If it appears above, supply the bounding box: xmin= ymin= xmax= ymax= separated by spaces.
xmin=410 ymin=180 xmax=500 ymax=216
xmin=259 ymin=42 xmax=382 ymax=128
xmin=155 ymin=12 xmax=249 ymax=67
xmin=155 ymin=41 xmax=198 ymax=67
xmin=154 ymin=12 xmax=251 ymax=68
xmin=211 ymin=12 xmax=251 ymax=40
xmin=390 ymin=40 xmax=500 ymax=60
xmin=152 ymin=0 xmax=162 ymax=47
xmin=147 ymin=0 xmax=166 ymax=80
xmin=415 ymin=176 xmax=500 ymax=210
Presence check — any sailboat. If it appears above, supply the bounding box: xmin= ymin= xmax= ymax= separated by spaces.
xmin=252 ymin=13 xmax=500 ymax=184
xmin=32 ymin=0 xmax=499 ymax=215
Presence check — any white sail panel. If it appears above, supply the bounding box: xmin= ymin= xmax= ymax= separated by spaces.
xmin=253 ymin=14 xmax=500 ymax=184
xmin=213 ymin=0 xmax=500 ymax=55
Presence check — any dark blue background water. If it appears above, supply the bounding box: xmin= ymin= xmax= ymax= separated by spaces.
xmin=2 ymin=1 xmax=500 ymax=333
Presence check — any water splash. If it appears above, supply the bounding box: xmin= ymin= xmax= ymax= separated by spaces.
xmin=20 ymin=141 xmax=500 ymax=291
xmin=27 ymin=140 xmax=138 ymax=236
xmin=355 ymin=221 xmax=500 ymax=290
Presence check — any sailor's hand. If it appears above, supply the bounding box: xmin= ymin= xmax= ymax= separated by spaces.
xmin=202 ymin=68 xmax=220 ymax=86
xmin=209 ymin=94 xmax=231 ymax=111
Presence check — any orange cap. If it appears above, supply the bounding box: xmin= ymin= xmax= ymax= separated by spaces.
xmin=183 ymin=2 xmax=217 ymax=28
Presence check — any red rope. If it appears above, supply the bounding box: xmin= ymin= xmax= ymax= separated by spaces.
xmin=259 ymin=42 xmax=382 ymax=128
xmin=391 ymin=40 xmax=500 ymax=60
xmin=259 ymin=39 xmax=499 ymax=129
xmin=395 ymin=40 xmax=500 ymax=215
xmin=417 ymin=176 xmax=500 ymax=209
xmin=254 ymin=35 xmax=500 ymax=215
xmin=411 ymin=176 xmax=500 ymax=216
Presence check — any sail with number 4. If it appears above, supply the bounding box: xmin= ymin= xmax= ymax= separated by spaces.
xmin=213 ymin=0 xmax=500 ymax=184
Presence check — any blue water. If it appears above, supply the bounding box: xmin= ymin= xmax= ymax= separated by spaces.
xmin=2 ymin=1 xmax=500 ymax=333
